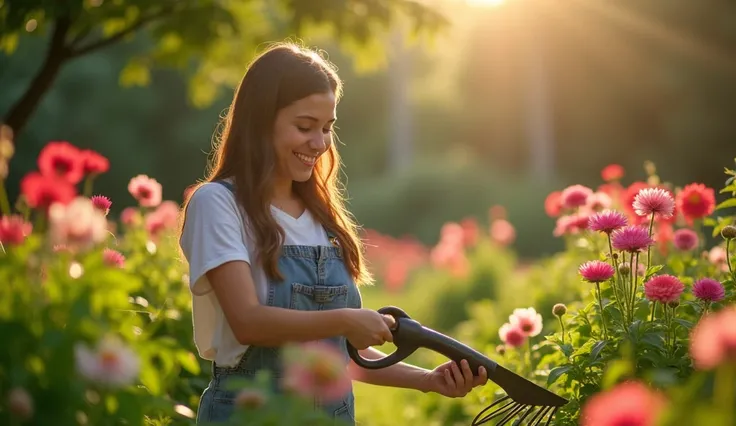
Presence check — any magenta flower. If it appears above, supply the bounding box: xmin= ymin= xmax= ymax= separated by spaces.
xmin=611 ymin=225 xmax=654 ymax=253
xmin=692 ymin=278 xmax=725 ymax=302
xmin=561 ymin=184 xmax=593 ymax=209
xmin=103 ymin=248 xmax=125 ymax=268
xmin=673 ymin=228 xmax=698 ymax=251
xmin=644 ymin=274 xmax=684 ymax=304
xmin=588 ymin=210 xmax=628 ymax=234
xmin=579 ymin=260 xmax=615 ymax=283
xmin=91 ymin=195 xmax=112 ymax=216
xmin=632 ymin=187 xmax=675 ymax=219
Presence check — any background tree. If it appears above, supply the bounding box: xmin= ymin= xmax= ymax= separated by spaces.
xmin=0 ymin=0 xmax=447 ymax=139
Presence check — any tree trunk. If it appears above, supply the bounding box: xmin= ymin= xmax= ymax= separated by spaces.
xmin=3 ymin=18 xmax=71 ymax=138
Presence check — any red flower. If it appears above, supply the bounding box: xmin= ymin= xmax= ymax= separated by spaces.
xmin=601 ymin=164 xmax=624 ymax=182
xmin=0 ymin=215 xmax=32 ymax=245
xmin=544 ymin=191 xmax=562 ymax=217
xmin=676 ymin=183 xmax=715 ymax=223
xmin=80 ymin=149 xmax=110 ymax=175
xmin=37 ymin=141 xmax=84 ymax=184
xmin=20 ymin=172 xmax=76 ymax=210
xmin=581 ymin=381 xmax=666 ymax=426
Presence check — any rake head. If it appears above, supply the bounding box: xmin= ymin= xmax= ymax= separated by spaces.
xmin=346 ymin=306 xmax=568 ymax=426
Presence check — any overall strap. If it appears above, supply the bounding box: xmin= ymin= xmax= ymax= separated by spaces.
xmin=214 ymin=180 xmax=236 ymax=193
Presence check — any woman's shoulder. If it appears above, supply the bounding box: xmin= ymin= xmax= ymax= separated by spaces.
xmin=187 ymin=181 xmax=240 ymax=214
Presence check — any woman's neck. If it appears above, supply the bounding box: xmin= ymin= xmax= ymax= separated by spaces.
xmin=271 ymin=177 xmax=295 ymax=204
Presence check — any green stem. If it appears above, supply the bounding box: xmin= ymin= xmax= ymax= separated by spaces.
xmin=726 ymin=238 xmax=734 ymax=279
xmin=608 ymin=235 xmax=628 ymax=325
xmin=650 ymin=301 xmax=657 ymax=322
xmin=558 ymin=316 xmax=566 ymax=345
xmin=715 ymin=363 xmax=735 ymax=426
xmin=0 ymin=178 xmax=10 ymax=215
xmin=669 ymin=304 xmax=678 ymax=356
xmin=631 ymin=252 xmax=640 ymax=321
xmin=83 ymin=176 xmax=95 ymax=197
xmin=527 ymin=339 xmax=533 ymax=377
xmin=647 ymin=212 xmax=655 ymax=267
xmin=596 ymin=282 xmax=608 ymax=339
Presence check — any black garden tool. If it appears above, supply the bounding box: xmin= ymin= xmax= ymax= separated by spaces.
xmin=346 ymin=306 xmax=568 ymax=426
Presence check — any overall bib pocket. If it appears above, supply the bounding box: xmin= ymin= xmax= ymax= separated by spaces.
xmin=290 ymin=283 xmax=349 ymax=311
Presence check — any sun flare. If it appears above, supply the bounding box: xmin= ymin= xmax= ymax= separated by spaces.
xmin=466 ymin=0 xmax=506 ymax=7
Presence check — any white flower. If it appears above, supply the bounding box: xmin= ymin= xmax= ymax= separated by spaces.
xmin=49 ymin=197 xmax=108 ymax=251
xmin=74 ymin=335 xmax=140 ymax=388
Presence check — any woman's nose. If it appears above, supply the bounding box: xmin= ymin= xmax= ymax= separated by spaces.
xmin=308 ymin=135 xmax=327 ymax=152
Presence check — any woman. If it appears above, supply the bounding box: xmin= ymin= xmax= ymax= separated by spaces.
xmin=179 ymin=42 xmax=488 ymax=425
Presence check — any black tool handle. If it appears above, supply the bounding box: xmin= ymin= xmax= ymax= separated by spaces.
xmin=345 ymin=306 xmax=418 ymax=369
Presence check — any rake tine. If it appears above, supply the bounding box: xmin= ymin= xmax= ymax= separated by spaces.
xmin=475 ymin=401 xmax=518 ymax=425
xmin=526 ymin=405 xmax=549 ymax=426
xmin=495 ymin=403 xmax=527 ymax=426
xmin=530 ymin=406 xmax=553 ymax=426
xmin=543 ymin=407 xmax=559 ymax=426
xmin=515 ymin=405 xmax=536 ymax=425
xmin=472 ymin=395 xmax=510 ymax=424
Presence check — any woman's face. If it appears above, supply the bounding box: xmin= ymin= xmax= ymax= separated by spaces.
xmin=272 ymin=91 xmax=336 ymax=184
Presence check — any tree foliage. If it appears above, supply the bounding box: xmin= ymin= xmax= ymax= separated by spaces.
xmin=0 ymin=0 xmax=448 ymax=137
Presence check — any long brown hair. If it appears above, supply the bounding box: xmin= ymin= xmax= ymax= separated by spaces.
xmin=179 ymin=42 xmax=372 ymax=286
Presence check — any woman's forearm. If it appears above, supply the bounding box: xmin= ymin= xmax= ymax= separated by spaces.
xmin=348 ymin=347 xmax=431 ymax=392
xmin=237 ymin=306 xmax=348 ymax=347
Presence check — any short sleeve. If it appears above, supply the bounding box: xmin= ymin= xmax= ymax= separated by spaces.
xmin=179 ymin=182 xmax=250 ymax=296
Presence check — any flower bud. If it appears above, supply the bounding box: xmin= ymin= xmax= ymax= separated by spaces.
xmin=552 ymin=303 xmax=567 ymax=317
xmin=612 ymin=252 xmax=619 ymax=260
xmin=721 ymin=225 xmax=736 ymax=240
xmin=8 ymin=387 xmax=33 ymax=420
xmin=618 ymin=263 xmax=631 ymax=276
xmin=235 ymin=389 xmax=266 ymax=409
xmin=495 ymin=345 xmax=506 ymax=356
xmin=668 ymin=300 xmax=680 ymax=309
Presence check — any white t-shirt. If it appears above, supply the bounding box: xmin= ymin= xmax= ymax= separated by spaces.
xmin=179 ymin=180 xmax=332 ymax=367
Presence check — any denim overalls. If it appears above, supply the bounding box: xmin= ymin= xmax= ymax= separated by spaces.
xmin=195 ymin=180 xmax=362 ymax=425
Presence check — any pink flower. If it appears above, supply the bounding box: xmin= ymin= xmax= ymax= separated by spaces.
xmin=673 ymin=228 xmax=698 ymax=251
xmin=509 ymin=307 xmax=543 ymax=337
xmin=553 ymin=213 xmax=591 ymax=237
xmin=560 ymin=185 xmax=593 ymax=209
xmin=460 ymin=217 xmax=480 ymax=247
xmin=643 ymin=274 xmax=684 ymax=304
xmin=490 ymin=219 xmax=516 ymax=246
xmin=611 ymin=225 xmax=654 ymax=253
xmin=127 ymin=175 xmax=162 ymax=208
xmin=633 ymin=187 xmax=675 ymax=219
xmin=585 ymin=191 xmax=612 ymax=211
xmin=48 ymin=197 xmax=109 ymax=252
xmin=498 ymin=323 xmax=526 ymax=347
xmin=0 ymin=215 xmax=32 ymax=246
xmin=676 ymin=183 xmax=715 ymax=224
xmin=103 ymin=248 xmax=125 ymax=268
xmin=579 ymin=260 xmax=615 ymax=283
xmin=544 ymin=191 xmax=563 ymax=217
xmin=281 ymin=341 xmax=351 ymax=403
xmin=144 ymin=200 xmax=180 ymax=238
xmin=120 ymin=207 xmax=142 ymax=227
xmin=91 ymin=195 xmax=112 ymax=216
xmin=581 ymin=381 xmax=666 ymax=426
xmin=588 ymin=210 xmax=628 ymax=234
xmin=692 ymin=278 xmax=725 ymax=302
xmin=690 ymin=307 xmax=736 ymax=370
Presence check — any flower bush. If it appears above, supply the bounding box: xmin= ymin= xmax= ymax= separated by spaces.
xmin=0 ymin=134 xmax=351 ymax=425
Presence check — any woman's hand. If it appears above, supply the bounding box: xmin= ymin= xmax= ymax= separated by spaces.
xmin=342 ymin=309 xmax=395 ymax=350
xmin=421 ymin=359 xmax=488 ymax=398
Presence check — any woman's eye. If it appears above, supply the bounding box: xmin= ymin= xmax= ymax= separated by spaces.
xmin=322 ymin=128 xmax=333 ymax=134
xmin=297 ymin=126 xmax=310 ymax=133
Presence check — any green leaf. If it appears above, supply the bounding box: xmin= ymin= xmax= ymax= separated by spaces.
xmin=601 ymin=359 xmax=633 ymax=389
xmin=644 ymin=265 xmax=664 ymax=281
xmin=176 ymin=350 xmax=201 ymax=375
xmin=119 ymin=59 xmax=151 ymax=87
xmin=715 ymin=198 xmax=736 ymax=211
xmin=559 ymin=343 xmax=574 ymax=358
xmin=719 ymin=184 xmax=736 ymax=194
xmin=674 ymin=318 xmax=695 ymax=330
xmin=547 ymin=364 xmax=574 ymax=387
xmin=588 ymin=340 xmax=608 ymax=366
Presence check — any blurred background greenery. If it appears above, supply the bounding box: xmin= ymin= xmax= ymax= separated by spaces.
xmin=2 ymin=0 xmax=735 ymax=261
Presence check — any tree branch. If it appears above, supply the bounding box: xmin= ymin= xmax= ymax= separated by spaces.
xmin=68 ymin=8 xmax=173 ymax=58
